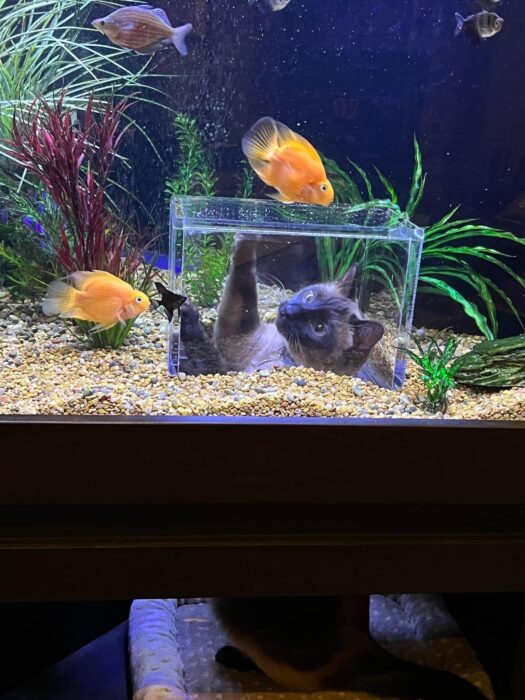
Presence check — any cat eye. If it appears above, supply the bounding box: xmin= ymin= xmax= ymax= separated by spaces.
xmin=313 ymin=322 xmax=325 ymax=335
xmin=303 ymin=291 xmax=315 ymax=303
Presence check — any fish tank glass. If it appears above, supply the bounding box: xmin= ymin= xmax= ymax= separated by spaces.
xmin=169 ymin=196 xmax=424 ymax=391
xmin=0 ymin=0 xmax=524 ymax=421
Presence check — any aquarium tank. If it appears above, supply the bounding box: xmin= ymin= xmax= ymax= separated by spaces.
xmin=0 ymin=0 xmax=524 ymax=420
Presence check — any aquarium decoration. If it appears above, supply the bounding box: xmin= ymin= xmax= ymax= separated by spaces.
xmin=318 ymin=139 xmax=525 ymax=340
xmin=401 ymin=334 xmax=461 ymax=413
xmin=454 ymin=334 xmax=525 ymax=388
xmin=165 ymin=114 xmax=218 ymax=198
xmin=169 ymin=196 xmax=424 ymax=389
xmin=7 ymin=93 xmax=155 ymax=349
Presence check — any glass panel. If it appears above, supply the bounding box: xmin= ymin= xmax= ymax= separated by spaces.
xmin=169 ymin=196 xmax=423 ymax=390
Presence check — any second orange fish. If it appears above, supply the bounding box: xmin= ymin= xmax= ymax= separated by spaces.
xmin=242 ymin=117 xmax=334 ymax=206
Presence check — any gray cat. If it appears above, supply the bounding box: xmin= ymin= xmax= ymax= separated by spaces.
xmin=180 ymin=236 xmax=384 ymax=376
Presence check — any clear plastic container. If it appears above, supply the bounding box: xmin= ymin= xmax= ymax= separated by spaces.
xmin=169 ymin=195 xmax=423 ymax=389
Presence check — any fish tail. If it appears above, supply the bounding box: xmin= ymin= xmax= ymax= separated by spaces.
xmin=454 ymin=12 xmax=465 ymax=37
xmin=42 ymin=279 xmax=77 ymax=317
xmin=172 ymin=23 xmax=192 ymax=56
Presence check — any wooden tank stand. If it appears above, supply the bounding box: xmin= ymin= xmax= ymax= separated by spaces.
xmin=1 ymin=416 xmax=524 ymax=698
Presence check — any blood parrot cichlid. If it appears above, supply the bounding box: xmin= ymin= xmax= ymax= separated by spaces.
xmin=92 ymin=5 xmax=192 ymax=56
xmin=242 ymin=117 xmax=334 ymax=206
xmin=42 ymin=270 xmax=150 ymax=331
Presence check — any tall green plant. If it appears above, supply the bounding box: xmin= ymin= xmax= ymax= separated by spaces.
xmin=165 ymin=114 xmax=217 ymax=198
xmin=316 ymin=139 xmax=525 ymax=339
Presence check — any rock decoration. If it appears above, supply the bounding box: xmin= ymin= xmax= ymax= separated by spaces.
xmin=454 ymin=333 xmax=525 ymax=388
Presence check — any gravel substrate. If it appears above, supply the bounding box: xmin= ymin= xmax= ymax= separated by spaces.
xmin=1 ymin=297 xmax=524 ymax=420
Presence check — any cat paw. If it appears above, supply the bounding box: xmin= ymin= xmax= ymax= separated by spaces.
xmin=133 ymin=685 xmax=182 ymax=700
xmin=215 ymin=645 xmax=260 ymax=672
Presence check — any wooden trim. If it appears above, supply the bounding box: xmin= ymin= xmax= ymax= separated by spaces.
xmin=1 ymin=417 xmax=524 ymax=505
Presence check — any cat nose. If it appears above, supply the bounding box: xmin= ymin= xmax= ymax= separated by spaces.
xmin=279 ymin=302 xmax=289 ymax=317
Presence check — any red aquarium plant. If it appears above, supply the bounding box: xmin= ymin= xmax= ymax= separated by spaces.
xmin=7 ymin=93 xmax=155 ymax=348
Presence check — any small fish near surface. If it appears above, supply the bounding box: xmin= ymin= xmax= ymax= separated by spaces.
xmin=248 ymin=0 xmax=293 ymax=13
xmin=92 ymin=5 xmax=192 ymax=56
xmin=153 ymin=282 xmax=186 ymax=322
xmin=477 ymin=0 xmax=502 ymax=11
xmin=242 ymin=117 xmax=334 ymax=206
xmin=42 ymin=270 xmax=150 ymax=332
xmin=454 ymin=10 xmax=503 ymax=43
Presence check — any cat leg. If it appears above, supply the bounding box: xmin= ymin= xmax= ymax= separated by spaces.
xmin=214 ymin=235 xmax=260 ymax=342
xmin=215 ymin=645 xmax=262 ymax=673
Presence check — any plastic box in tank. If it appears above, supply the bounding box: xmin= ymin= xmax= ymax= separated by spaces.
xmin=168 ymin=196 xmax=423 ymax=389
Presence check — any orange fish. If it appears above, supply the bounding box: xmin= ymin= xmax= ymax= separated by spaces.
xmin=92 ymin=5 xmax=192 ymax=56
xmin=42 ymin=270 xmax=150 ymax=331
xmin=242 ymin=117 xmax=334 ymax=206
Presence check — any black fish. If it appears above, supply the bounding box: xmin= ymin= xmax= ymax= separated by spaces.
xmin=153 ymin=282 xmax=186 ymax=322
xmin=455 ymin=10 xmax=503 ymax=43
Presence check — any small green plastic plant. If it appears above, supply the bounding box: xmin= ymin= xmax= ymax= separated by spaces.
xmin=401 ymin=334 xmax=461 ymax=413
xmin=184 ymin=234 xmax=233 ymax=308
xmin=165 ymin=114 xmax=217 ymax=198
xmin=236 ymin=160 xmax=255 ymax=199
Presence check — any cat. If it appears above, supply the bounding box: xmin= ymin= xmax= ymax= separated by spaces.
xmin=180 ymin=236 xmax=384 ymax=376
xmin=212 ymin=596 xmax=488 ymax=700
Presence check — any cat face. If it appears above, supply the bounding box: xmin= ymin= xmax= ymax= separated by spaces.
xmin=275 ymin=265 xmax=384 ymax=375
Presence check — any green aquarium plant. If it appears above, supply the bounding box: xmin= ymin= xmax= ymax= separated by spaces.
xmin=401 ymin=334 xmax=461 ymax=413
xmin=184 ymin=234 xmax=233 ymax=308
xmin=165 ymin=114 xmax=217 ymax=198
xmin=166 ymin=113 xmax=233 ymax=307
xmin=316 ymin=138 xmax=525 ymax=339
xmin=7 ymin=92 xmax=156 ymax=349
xmin=236 ymin=160 xmax=255 ymax=199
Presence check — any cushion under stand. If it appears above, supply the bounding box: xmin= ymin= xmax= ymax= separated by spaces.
xmin=129 ymin=596 xmax=494 ymax=700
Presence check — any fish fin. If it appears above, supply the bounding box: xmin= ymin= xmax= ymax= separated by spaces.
xmin=242 ymin=116 xmax=279 ymax=163
xmin=273 ymin=120 xmax=322 ymax=163
xmin=454 ymin=12 xmax=465 ymax=37
xmin=61 ymin=308 xmax=92 ymax=320
xmin=70 ymin=270 xmax=119 ymax=289
xmin=150 ymin=7 xmax=172 ymax=26
xmin=172 ymin=23 xmax=192 ymax=56
xmin=267 ymin=191 xmax=295 ymax=203
xmin=135 ymin=41 xmax=168 ymax=54
xmin=42 ymin=280 xmax=77 ymax=316
xmin=88 ymin=321 xmax=117 ymax=334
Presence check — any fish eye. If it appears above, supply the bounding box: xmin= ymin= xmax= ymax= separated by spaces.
xmin=313 ymin=322 xmax=325 ymax=335
xmin=99 ymin=20 xmax=105 ymax=25
xmin=135 ymin=296 xmax=143 ymax=304
xmin=303 ymin=290 xmax=315 ymax=303
xmin=320 ymin=184 xmax=328 ymax=192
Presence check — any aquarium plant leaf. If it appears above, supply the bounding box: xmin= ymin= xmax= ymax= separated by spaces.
xmin=321 ymin=155 xmax=363 ymax=204
xmin=348 ymin=159 xmax=374 ymax=201
xmin=406 ymin=136 xmax=425 ymax=217
xmin=419 ymin=275 xmax=494 ymax=340
xmin=374 ymin=167 xmax=398 ymax=204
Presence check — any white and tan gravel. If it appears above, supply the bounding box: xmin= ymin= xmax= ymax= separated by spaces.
xmin=0 ymin=298 xmax=523 ymax=420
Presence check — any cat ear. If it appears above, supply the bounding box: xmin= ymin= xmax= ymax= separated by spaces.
xmin=337 ymin=264 xmax=358 ymax=298
xmin=352 ymin=319 xmax=384 ymax=351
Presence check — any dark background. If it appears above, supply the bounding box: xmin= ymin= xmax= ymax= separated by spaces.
xmin=110 ymin=0 xmax=525 ymax=333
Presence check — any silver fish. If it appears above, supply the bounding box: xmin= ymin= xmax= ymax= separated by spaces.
xmin=477 ymin=0 xmax=502 ymax=10
xmin=454 ymin=10 xmax=503 ymax=43
xmin=92 ymin=5 xmax=192 ymax=56
xmin=248 ymin=0 xmax=293 ymax=13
